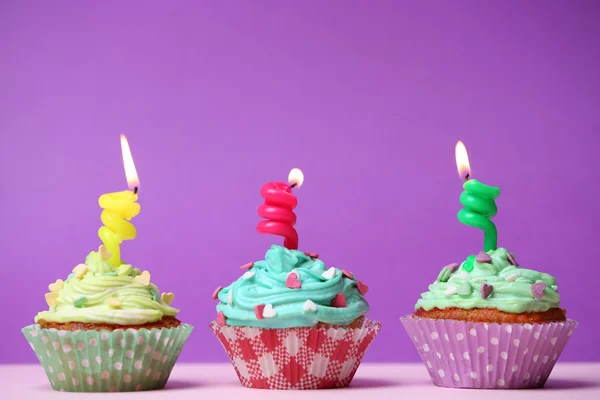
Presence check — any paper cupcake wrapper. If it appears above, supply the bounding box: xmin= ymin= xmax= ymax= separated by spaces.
xmin=401 ymin=316 xmax=577 ymax=389
xmin=22 ymin=323 xmax=193 ymax=392
xmin=210 ymin=319 xmax=381 ymax=390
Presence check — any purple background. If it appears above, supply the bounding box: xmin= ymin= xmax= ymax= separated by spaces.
xmin=1 ymin=0 xmax=599 ymax=363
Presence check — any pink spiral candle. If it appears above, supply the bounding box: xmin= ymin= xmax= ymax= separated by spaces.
xmin=257 ymin=182 xmax=299 ymax=250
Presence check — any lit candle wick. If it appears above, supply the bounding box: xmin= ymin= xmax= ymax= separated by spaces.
xmin=133 ymin=186 xmax=138 ymax=195
xmin=289 ymin=182 xmax=298 ymax=189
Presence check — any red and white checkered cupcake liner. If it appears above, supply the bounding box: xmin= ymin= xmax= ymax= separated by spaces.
xmin=210 ymin=319 xmax=381 ymax=390
xmin=401 ymin=316 xmax=578 ymax=389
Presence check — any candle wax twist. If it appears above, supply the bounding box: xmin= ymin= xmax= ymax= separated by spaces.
xmin=98 ymin=190 xmax=140 ymax=266
xmin=257 ymin=182 xmax=299 ymax=249
xmin=458 ymin=179 xmax=500 ymax=251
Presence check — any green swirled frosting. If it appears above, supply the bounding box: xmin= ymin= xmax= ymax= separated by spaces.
xmin=35 ymin=248 xmax=178 ymax=325
xmin=216 ymin=245 xmax=369 ymax=328
xmin=415 ymin=248 xmax=560 ymax=313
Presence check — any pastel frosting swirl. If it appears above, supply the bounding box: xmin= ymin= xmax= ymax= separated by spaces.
xmin=415 ymin=248 xmax=560 ymax=313
xmin=35 ymin=248 xmax=178 ymax=325
xmin=216 ymin=245 xmax=370 ymax=328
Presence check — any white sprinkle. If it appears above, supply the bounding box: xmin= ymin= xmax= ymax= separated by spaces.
xmin=505 ymin=273 xmax=520 ymax=282
xmin=303 ymin=300 xmax=317 ymax=312
xmin=262 ymin=304 xmax=277 ymax=318
xmin=242 ymin=271 xmax=255 ymax=280
xmin=444 ymin=285 xmax=457 ymax=296
xmin=321 ymin=267 xmax=336 ymax=280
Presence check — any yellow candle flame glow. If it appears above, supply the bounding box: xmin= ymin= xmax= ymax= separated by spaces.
xmin=288 ymin=168 xmax=304 ymax=188
xmin=98 ymin=135 xmax=141 ymax=267
xmin=455 ymin=140 xmax=471 ymax=180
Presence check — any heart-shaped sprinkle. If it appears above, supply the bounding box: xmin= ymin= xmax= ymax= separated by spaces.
xmin=73 ymin=296 xmax=87 ymax=308
xmin=98 ymin=245 xmax=112 ymax=260
xmin=134 ymin=271 xmax=151 ymax=286
xmin=476 ymin=252 xmax=492 ymax=263
xmin=212 ymin=286 xmax=223 ymax=300
xmin=342 ymin=270 xmax=354 ymax=280
xmin=445 ymin=263 xmax=460 ymax=273
xmin=480 ymin=283 xmax=494 ymax=299
xmin=72 ymin=264 xmax=88 ymax=279
xmin=444 ymin=286 xmax=457 ymax=296
xmin=457 ymin=282 xmax=472 ymax=295
xmin=331 ymin=293 xmax=347 ymax=308
xmin=254 ymin=304 xmax=265 ymax=320
xmin=161 ymin=292 xmax=175 ymax=305
xmin=243 ymin=271 xmax=255 ymax=280
xmin=505 ymin=273 xmax=520 ymax=282
xmin=216 ymin=311 xmax=226 ymax=326
xmin=321 ymin=267 xmax=336 ymax=280
xmin=531 ymin=282 xmax=546 ymax=299
xmin=45 ymin=292 xmax=59 ymax=307
xmin=263 ymin=304 xmax=277 ymax=318
xmin=285 ymin=272 xmax=302 ymax=289
xmin=48 ymin=279 xmax=64 ymax=293
xmin=240 ymin=262 xmax=254 ymax=270
xmin=437 ymin=266 xmax=455 ymax=282
xmin=106 ymin=297 xmax=120 ymax=307
xmin=304 ymin=252 xmax=319 ymax=259
xmin=303 ymin=300 xmax=317 ymax=312
xmin=357 ymin=281 xmax=369 ymax=295
xmin=507 ymin=252 xmax=519 ymax=266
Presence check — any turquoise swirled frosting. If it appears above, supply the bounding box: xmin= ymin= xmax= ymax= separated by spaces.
xmin=216 ymin=245 xmax=370 ymax=328
xmin=35 ymin=248 xmax=178 ymax=325
xmin=415 ymin=248 xmax=560 ymax=313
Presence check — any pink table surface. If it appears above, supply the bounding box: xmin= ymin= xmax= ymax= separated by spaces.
xmin=2 ymin=363 xmax=598 ymax=399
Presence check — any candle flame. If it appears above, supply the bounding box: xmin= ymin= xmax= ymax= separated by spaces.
xmin=120 ymin=134 xmax=140 ymax=189
xmin=288 ymin=168 xmax=304 ymax=188
xmin=455 ymin=140 xmax=471 ymax=180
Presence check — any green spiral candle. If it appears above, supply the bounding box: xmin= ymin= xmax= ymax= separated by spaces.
xmin=458 ymin=179 xmax=501 ymax=251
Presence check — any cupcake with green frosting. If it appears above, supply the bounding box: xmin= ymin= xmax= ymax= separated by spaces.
xmin=402 ymin=248 xmax=577 ymax=389
xmin=210 ymin=244 xmax=381 ymax=390
xmin=22 ymin=246 xmax=193 ymax=392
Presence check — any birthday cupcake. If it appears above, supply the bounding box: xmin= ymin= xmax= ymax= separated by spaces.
xmin=401 ymin=142 xmax=577 ymax=389
xmin=22 ymin=246 xmax=193 ymax=392
xmin=210 ymin=170 xmax=381 ymax=390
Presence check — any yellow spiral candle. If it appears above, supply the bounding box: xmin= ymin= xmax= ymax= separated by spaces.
xmin=98 ymin=190 xmax=140 ymax=266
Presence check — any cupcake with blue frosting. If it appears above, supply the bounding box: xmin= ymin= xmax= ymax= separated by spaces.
xmin=211 ymin=245 xmax=380 ymax=390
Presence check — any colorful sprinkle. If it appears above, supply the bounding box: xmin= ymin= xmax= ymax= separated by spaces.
xmin=73 ymin=296 xmax=87 ymax=308
xmin=437 ymin=264 xmax=457 ymax=283
xmin=48 ymin=279 xmax=64 ymax=293
xmin=444 ymin=286 xmax=457 ymax=296
xmin=475 ymin=251 xmax=492 ymax=263
xmin=331 ymin=293 xmax=347 ymax=308
xmin=216 ymin=311 xmax=226 ymax=326
xmin=161 ymin=292 xmax=174 ymax=305
xmin=285 ymin=272 xmax=302 ymax=289
xmin=357 ymin=281 xmax=369 ymax=295
xmin=480 ymin=283 xmax=494 ymax=299
xmin=150 ymin=287 xmax=160 ymax=302
xmin=117 ymin=264 xmax=132 ymax=276
xmin=505 ymin=273 xmax=520 ymax=282
xmin=262 ymin=304 xmax=277 ymax=318
xmin=342 ymin=270 xmax=354 ymax=280
xmin=531 ymin=282 xmax=546 ymax=299
xmin=240 ymin=262 xmax=254 ymax=270
xmin=507 ymin=252 xmax=519 ymax=266
xmin=303 ymin=300 xmax=317 ymax=312
xmin=134 ymin=271 xmax=151 ymax=286
xmin=106 ymin=297 xmax=120 ymax=308
xmin=457 ymin=282 xmax=472 ymax=295
xmin=212 ymin=286 xmax=223 ymax=300
xmin=45 ymin=292 xmax=59 ymax=307
xmin=321 ymin=267 xmax=336 ymax=280
xmin=462 ymin=255 xmax=476 ymax=272
xmin=72 ymin=264 xmax=88 ymax=279
xmin=242 ymin=271 xmax=255 ymax=280
xmin=98 ymin=245 xmax=112 ymax=260
xmin=254 ymin=304 xmax=265 ymax=320
xmin=304 ymin=252 xmax=319 ymax=259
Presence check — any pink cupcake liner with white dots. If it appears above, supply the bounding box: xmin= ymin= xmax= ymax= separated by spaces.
xmin=401 ymin=316 xmax=577 ymax=389
xmin=22 ymin=323 xmax=193 ymax=392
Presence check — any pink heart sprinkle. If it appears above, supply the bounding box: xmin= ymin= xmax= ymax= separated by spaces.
xmin=285 ymin=272 xmax=302 ymax=289
xmin=254 ymin=305 xmax=265 ymax=320
xmin=342 ymin=270 xmax=354 ymax=280
xmin=240 ymin=262 xmax=254 ymax=270
xmin=476 ymin=251 xmax=492 ymax=263
xmin=531 ymin=282 xmax=546 ymax=299
xmin=304 ymin=252 xmax=319 ymax=259
xmin=331 ymin=293 xmax=347 ymax=308
xmin=212 ymin=286 xmax=223 ymax=300
xmin=507 ymin=253 xmax=519 ymax=266
xmin=444 ymin=263 xmax=459 ymax=273
xmin=216 ymin=311 xmax=226 ymax=326
xmin=480 ymin=283 xmax=494 ymax=299
xmin=357 ymin=281 xmax=369 ymax=295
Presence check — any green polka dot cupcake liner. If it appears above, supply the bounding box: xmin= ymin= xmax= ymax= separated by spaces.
xmin=22 ymin=323 xmax=193 ymax=392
